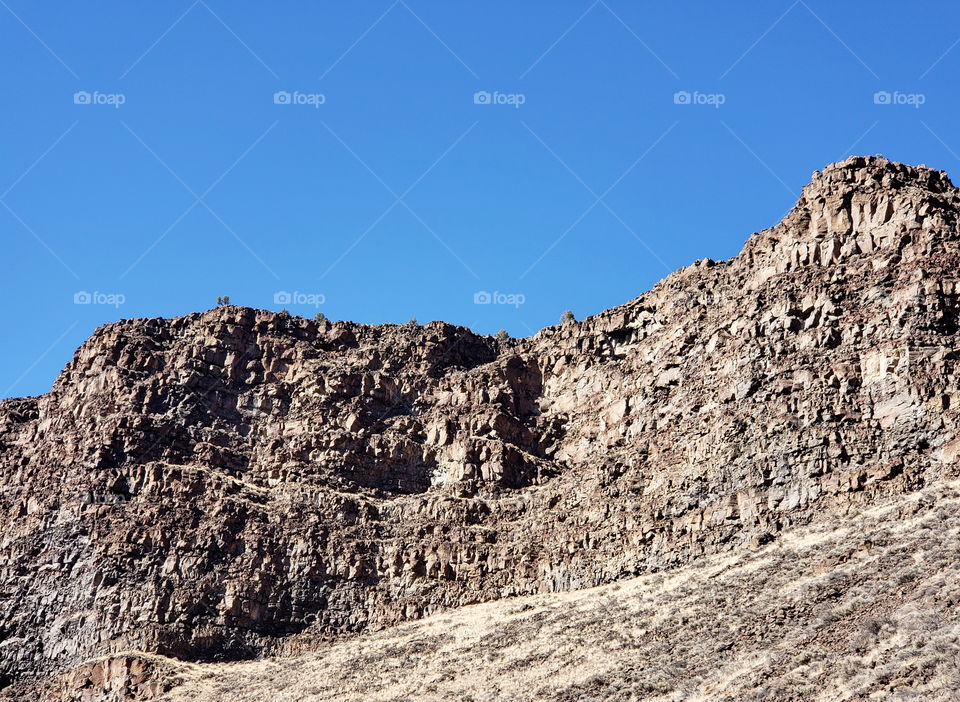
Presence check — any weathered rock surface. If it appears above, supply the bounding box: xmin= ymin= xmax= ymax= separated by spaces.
xmin=1 ymin=156 xmax=959 ymax=698
xmin=92 ymin=479 xmax=960 ymax=701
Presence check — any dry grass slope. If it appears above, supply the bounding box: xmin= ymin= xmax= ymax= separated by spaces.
xmin=145 ymin=481 xmax=960 ymax=702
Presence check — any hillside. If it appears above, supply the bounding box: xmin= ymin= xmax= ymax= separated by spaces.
xmin=64 ymin=479 xmax=960 ymax=701
xmin=1 ymin=155 xmax=959 ymax=699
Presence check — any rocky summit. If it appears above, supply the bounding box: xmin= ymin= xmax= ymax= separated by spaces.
xmin=2 ymin=155 xmax=960 ymax=701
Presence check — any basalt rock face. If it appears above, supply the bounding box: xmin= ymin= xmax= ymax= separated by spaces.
xmin=2 ymin=155 xmax=960 ymax=695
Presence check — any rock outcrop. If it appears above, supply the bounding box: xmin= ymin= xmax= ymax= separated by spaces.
xmin=104 ymin=479 xmax=960 ymax=701
xmin=1 ymin=156 xmax=959 ymax=697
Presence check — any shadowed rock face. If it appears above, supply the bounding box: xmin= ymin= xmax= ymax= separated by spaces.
xmin=2 ymin=155 xmax=960 ymax=692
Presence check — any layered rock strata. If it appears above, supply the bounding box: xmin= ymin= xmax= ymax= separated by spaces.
xmin=1 ymin=156 xmax=958 ymax=694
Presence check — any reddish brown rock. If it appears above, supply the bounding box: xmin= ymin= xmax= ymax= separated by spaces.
xmin=1 ymin=156 xmax=959 ymax=696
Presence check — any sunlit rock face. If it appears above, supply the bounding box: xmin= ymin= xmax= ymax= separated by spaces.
xmin=2 ymin=156 xmax=959 ymax=695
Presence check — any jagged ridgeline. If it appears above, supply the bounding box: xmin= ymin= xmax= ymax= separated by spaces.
xmin=2 ymin=156 xmax=959 ymax=699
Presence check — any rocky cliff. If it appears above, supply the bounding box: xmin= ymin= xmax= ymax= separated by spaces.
xmin=1 ymin=156 xmax=959 ymax=699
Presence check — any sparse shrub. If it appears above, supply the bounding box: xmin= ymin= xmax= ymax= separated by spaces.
xmin=314 ymin=312 xmax=326 ymax=323
xmin=495 ymin=329 xmax=509 ymax=342
xmin=561 ymin=310 xmax=575 ymax=324
xmin=216 ymin=295 xmax=231 ymax=306
xmin=897 ymin=571 xmax=917 ymax=585
xmin=861 ymin=617 xmax=885 ymax=636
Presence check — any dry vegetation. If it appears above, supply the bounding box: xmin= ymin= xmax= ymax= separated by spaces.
xmin=138 ymin=481 xmax=960 ymax=701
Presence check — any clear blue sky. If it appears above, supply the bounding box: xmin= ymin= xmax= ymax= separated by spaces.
xmin=2 ymin=1 xmax=959 ymax=398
